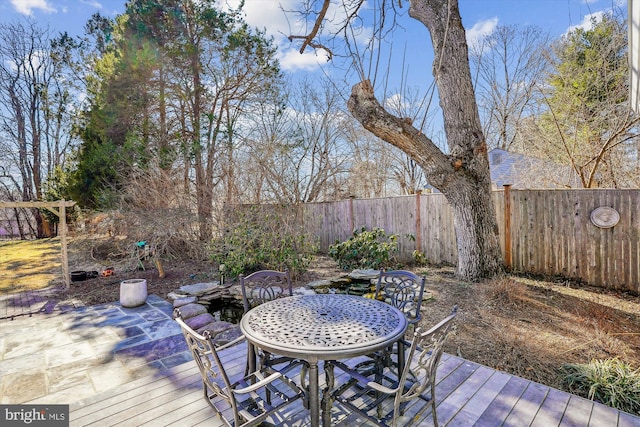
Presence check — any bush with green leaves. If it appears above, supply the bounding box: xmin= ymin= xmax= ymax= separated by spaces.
xmin=412 ymin=250 xmax=429 ymax=266
xmin=328 ymin=226 xmax=399 ymax=270
xmin=562 ymin=359 xmax=640 ymax=415
xmin=211 ymin=206 xmax=317 ymax=279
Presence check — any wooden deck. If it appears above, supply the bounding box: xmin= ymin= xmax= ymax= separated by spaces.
xmin=69 ymin=341 xmax=640 ymax=427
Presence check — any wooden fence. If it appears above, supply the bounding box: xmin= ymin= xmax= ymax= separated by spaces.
xmin=294 ymin=189 xmax=640 ymax=293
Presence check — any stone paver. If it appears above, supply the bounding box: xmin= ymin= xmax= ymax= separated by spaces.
xmin=0 ymin=294 xmax=190 ymax=405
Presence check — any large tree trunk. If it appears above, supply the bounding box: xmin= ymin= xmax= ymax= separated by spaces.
xmin=347 ymin=0 xmax=503 ymax=280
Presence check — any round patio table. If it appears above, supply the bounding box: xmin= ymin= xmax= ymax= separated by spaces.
xmin=240 ymin=293 xmax=408 ymax=427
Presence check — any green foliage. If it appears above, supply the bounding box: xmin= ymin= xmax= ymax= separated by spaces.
xmin=40 ymin=165 xmax=78 ymax=225
xmin=72 ymin=0 xmax=282 ymax=218
xmin=550 ymin=14 xmax=627 ymax=108
xmin=67 ymin=124 xmax=124 ymax=209
xmin=404 ymin=234 xmax=429 ymax=266
xmin=210 ymin=206 xmax=317 ymax=279
xmin=412 ymin=250 xmax=429 ymax=266
xmin=562 ymin=359 xmax=640 ymax=415
xmin=538 ymin=12 xmax=632 ymax=187
xmin=328 ymin=227 xmax=399 ymax=270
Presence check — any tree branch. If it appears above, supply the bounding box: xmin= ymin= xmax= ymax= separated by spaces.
xmin=347 ymin=80 xmax=452 ymax=183
xmin=291 ymin=0 xmax=331 ymax=55
xmin=287 ymin=35 xmax=333 ymax=60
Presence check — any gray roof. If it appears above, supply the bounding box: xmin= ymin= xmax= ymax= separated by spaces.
xmin=423 ymin=149 xmax=580 ymax=192
xmin=488 ymin=149 xmax=578 ymax=189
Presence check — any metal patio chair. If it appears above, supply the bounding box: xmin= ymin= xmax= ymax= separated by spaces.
xmin=239 ymin=269 xmax=293 ymax=312
xmin=375 ymin=270 xmax=426 ymax=327
xmin=325 ymin=305 xmax=458 ymax=427
xmin=355 ymin=270 xmax=427 ymax=378
xmin=239 ymin=269 xmax=302 ymax=374
xmin=175 ymin=309 xmax=304 ymax=427
xmin=376 ymin=270 xmax=427 ymax=371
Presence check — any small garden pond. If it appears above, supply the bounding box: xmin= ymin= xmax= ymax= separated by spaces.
xmin=207 ymin=297 xmax=245 ymax=324
xmin=204 ymin=273 xmax=377 ymax=325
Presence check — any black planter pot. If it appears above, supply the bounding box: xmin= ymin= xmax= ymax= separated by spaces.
xmin=70 ymin=270 xmax=87 ymax=282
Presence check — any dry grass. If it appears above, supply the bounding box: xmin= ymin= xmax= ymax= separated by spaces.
xmin=0 ymin=238 xmax=61 ymax=293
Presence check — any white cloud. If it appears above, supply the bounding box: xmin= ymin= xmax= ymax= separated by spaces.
xmin=466 ymin=17 xmax=498 ymax=50
xmin=567 ymin=11 xmax=605 ymax=33
xmin=220 ymin=0 xmax=375 ymax=72
xmin=384 ymin=93 xmax=404 ymax=113
xmin=221 ymin=0 xmax=328 ymax=71
xmin=10 ymin=0 xmax=56 ymax=15
xmin=224 ymin=0 xmax=300 ymax=35
xmin=80 ymin=0 xmax=103 ymax=9
xmin=279 ymin=47 xmax=330 ymax=72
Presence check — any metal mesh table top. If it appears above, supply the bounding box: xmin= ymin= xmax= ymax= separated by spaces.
xmin=240 ymin=294 xmax=408 ymax=359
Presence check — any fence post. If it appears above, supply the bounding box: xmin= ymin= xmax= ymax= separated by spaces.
xmin=503 ymin=185 xmax=512 ymax=270
xmin=349 ymin=195 xmax=355 ymax=233
xmin=415 ymin=190 xmax=422 ymax=253
xmin=60 ymin=200 xmax=71 ymax=288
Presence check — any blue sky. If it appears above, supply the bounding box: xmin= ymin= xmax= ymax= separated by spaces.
xmin=0 ymin=0 xmax=627 ymax=73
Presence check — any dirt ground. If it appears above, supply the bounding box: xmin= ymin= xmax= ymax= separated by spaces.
xmin=56 ymin=236 xmax=640 ymax=395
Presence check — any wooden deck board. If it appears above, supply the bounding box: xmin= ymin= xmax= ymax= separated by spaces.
xmin=559 ymin=395 xmax=594 ymax=426
xmin=473 ymin=374 xmax=530 ymax=425
xmin=618 ymin=411 xmax=640 ymax=427
xmin=446 ymin=369 xmax=512 ymax=425
xmin=589 ymin=401 xmax=626 ymax=427
xmin=504 ymin=381 xmax=550 ymax=426
xmin=434 ymin=365 xmax=497 ymax=425
xmin=69 ymin=345 xmax=640 ymax=427
xmin=72 ymin=367 xmax=202 ymax=424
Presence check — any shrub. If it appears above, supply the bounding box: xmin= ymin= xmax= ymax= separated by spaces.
xmin=562 ymin=359 xmax=640 ymax=415
xmin=412 ymin=250 xmax=429 ymax=266
xmin=328 ymin=227 xmax=398 ymax=270
xmin=211 ymin=206 xmax=317 ymax=279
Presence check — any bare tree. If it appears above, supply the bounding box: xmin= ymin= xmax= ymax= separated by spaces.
xmin=344 ymin=128 xmax=395 ymax=198
xmin=291 ymin=0 xmax=503 ymax=280
xmin=241 ymin=78 xmax=351 ymax=203
xmin=470 ymin=25 xmax=550 ymax=151
xmin=0 ymin=19 xmax=77 ymax=237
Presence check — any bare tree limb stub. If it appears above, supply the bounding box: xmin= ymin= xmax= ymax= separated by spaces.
xmin=347 ymin=80 xmax=453 ymax=186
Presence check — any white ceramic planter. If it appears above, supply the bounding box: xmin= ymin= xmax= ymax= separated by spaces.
xmin=120 ymin=279 xmax=148 ymax=308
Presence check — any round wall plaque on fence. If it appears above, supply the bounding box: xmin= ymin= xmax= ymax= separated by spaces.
xmin=590 ymin=206 xmax=620 ymax=228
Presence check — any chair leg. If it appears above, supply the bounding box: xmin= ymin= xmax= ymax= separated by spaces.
xmin=431 ymin=382 xmax=438 ymax=427
xmin=245 ymin=344 xmax=257 ymax=376
xmin=300 ymin=363 xmax=309 ymax=409
xmin=397 ymin=341 xmax=406 ymax=380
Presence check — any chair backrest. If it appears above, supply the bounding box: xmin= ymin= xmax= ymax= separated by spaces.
xmin=375 ymin=270 xmax=426 ymax=324
xmin=397 ymin=305 xmax=458 ymax=403
xmin=239 ymin=269 xmax=293 ymax=313
xmin=174 ymin=309 xmax=239 ymax=421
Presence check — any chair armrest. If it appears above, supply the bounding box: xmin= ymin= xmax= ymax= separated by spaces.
xmin=366 ymin=381 xmax=397 ymax=394
xmin=232 ymin=371 xmax=283 ymax=394
xmin=216 ymin=335 xmax=246 ymax=351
